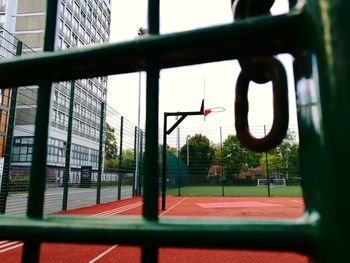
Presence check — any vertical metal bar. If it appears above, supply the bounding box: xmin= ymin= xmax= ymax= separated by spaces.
xmin=142 ymin=1 xmax=160 ymax=262
xmin=0 ymin=41 xmax=22 ymax=214
xmin=62 ymin=80 xmax=75 ymax=211
xmin=177 ymin=128 xmax=181 ymax=196
xmin=22 ymin=1 xmax=58 ymax=262
xmin=264 ymin=125 xmax=271 ymax=197
xmin=161 ymin=113 xmax=167 ymax=210
xmin=135 ymin=71 xmax=142 ymax=197
xmin=138 ymin=130 xmax=143 ymax=196
xmin=132 ymin=126 xmax=137 ymax=197
xmin=96 ymin=102 xmax=105 ymax=204
xmin=301 ymin=1 xmax=350 ymax=261
xmin=220 ymin=126 xmax=224 ymax=197
xmin=143 ymin=67 xmax=160 ymax=219
xmin=118 ymin=116 xmax=124 ymax=200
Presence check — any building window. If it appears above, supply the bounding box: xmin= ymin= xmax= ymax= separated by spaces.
xmin=47 ymin=138 xmax=66 ymax=164
xmin=59 ymin=2 xmax=65 ymax=16
xmin=64 ymin=24 xmax=71 ymax=37
xmin=72 ymin=33 xmax=78 ymax=46
xmin=66 ymin=9 xmax=72 ymax=22
xmin=12 ymin=137 xmax=34 ymax=162
xmin=73 ymin=17 xmax=79 ymax=30
xmin=73 ymin=1 xmax=80 ymax=14
xmin=80 ymin=10 xmax=86 ymax=23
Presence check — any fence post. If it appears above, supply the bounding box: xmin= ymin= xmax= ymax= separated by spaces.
xmin=138 ymin=130 xmax=143 ymax=196
xmin=161 ymin=113 xmax=167 ymax=210
xmin=62 ymin=80 xmax=75 ymax=211
xmin=96 ymin=102 xmax=105 ymax=204
xmin=132 ymin=126 xmax=137 ymax=197
xmin=264 ymin=125 xmax=271 ymax=197
xmin=220 ymin=126 xmax=224 ymax=197
xmin=118 ymin=116 xmax=124 ymax=200
xmin=177 ymin=128 xmax=181 ymax=196
xmin=22 ymin=1 xmax=58 ymax=261
xmin=0 ymin=41 xmax=22 ymax=214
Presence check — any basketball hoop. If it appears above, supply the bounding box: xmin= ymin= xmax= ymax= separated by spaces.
xmin=204 ymin=107 xmax=225 ymax=121
xmin=204 ymin=107 xmax=226 ymax=116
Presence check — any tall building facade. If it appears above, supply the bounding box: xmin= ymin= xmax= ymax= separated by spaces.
xmin=0 ymin=0 xmax=111 ymax=183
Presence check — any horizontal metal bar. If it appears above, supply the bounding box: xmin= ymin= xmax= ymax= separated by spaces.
xmin=0 ymin=7 xmax=312 ymax=88
xmin=0 ymin=213 xmax=318 ymax=253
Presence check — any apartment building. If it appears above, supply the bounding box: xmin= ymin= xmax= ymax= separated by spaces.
xmin=0 ymin=0 xmax=111 ymax=183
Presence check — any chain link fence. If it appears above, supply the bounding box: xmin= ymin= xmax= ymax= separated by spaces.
xmin=162 ymin=126 xmax=301 ymax=197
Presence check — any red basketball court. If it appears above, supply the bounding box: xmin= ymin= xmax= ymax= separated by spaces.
xmin=0 ymin=196 xmax=308 ymax=262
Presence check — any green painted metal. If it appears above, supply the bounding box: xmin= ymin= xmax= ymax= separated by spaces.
xmin=264 ymin=125 xmax=271 ymax=197
xmin=220 ymin=126 xmax=224 ymax=197
xmin=0 ymin=213 xmax=317 ymax=251
xmin=0 ymin=41 xmax=22 ymax=214
xmin=142 ymin=1 xmax=160 ymax=261
xmin=22 ymin=1 xmax=58 ymax=262
xmin=133 ymin=126 xmax=137 ymax=197
xmin=62 ymin=80 xmax=75 ymax=211
xmin=0 ymin=10 xmax=308 ymax=88
xmin=138 ymin=130 xmax=144 ymax=196
xmin=118 ymin=116 xmax=124 ymax=200
xmin=96 ymin=102 xmax=105 ymax=205
xmin=295 ymin=1 xmax=350 ymax=262
xmin=0 ymin=0 xmax=348 ymax=262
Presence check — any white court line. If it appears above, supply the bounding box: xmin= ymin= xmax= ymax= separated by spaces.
xmin=290 ymin=199 xmax=303 ymax=204
xmin=0 ymin=243 xmax=23 ymax=253
xmin=0 ymin=200 xmax=143 ymax=255
xmin=87 ymin=198 xmax=188 ymax=262
xmin=87 ymin=245 xmax=118 ymax=263
xmin=159 ymin=197 xmax=188 ymax=217
xmin=0 ymin=241 xmax=20 ymax=249
xmin=94 ymin=202 xmax=142 ymax=217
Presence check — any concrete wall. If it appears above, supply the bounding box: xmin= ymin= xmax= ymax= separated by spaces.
xmin=17 ymin=0 xmax=45 ymax=14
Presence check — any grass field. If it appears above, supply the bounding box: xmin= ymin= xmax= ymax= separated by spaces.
xmin=167 ymin=186 xmax=303 ymax=197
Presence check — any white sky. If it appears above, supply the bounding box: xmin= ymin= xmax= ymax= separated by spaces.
xmin=107 ymin=0 xmax=298 ymax=134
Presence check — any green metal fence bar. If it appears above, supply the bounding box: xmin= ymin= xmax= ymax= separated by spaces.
xmin=220 ymin=126 xmax=224 ymax=197
xmin=133 ymin=126 xmax=137 ymax=197
xmin=22 ymin=1 xmax=58 ymax=262
xmin=62 ymin=80 xmax=75 ymax=211
xmin=138 ymin=130 xmax=144 ymax=196
xmin=0 ymin=41 xmax=22 ymax=214
xmin=118 ymin=116 xmax=124 ymax=200
xmin=0 ymin=8 xmax=311 ymax=88
xmin=142 ymin=0 xmax=160 ymax=261
xmin=0 ymin=214 xmax=317 ymax=251
xmin=0 ymin=1 xmax=348 ymax=262
xmin=264 ymin=125 xmax=271 ymax=197
xmin=96 ymin=102 xmax=105 ymax=205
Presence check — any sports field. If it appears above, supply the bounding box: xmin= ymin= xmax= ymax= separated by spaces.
xmin=167 ymin=185 xmax=302 ymax=197
xmin=0 ymin=196 xmax=307 ymax=263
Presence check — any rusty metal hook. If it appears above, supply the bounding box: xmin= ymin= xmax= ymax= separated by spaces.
xmin=235 ymin=58 xmax=289 ymax=152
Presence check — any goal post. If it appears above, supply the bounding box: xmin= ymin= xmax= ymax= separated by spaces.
xmin=257 ymin=178 xmax=286 ymax=187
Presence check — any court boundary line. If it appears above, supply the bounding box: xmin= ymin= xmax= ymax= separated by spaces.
xmin=86 ymin=197 xmax=188 ymax=262
xmin=290 ymin=199 xmax=303 ymax=204
xmin=87 ymin=245 xmax=118 ymax=263
xmin=159 ymin=197 xmax=188 ymax=217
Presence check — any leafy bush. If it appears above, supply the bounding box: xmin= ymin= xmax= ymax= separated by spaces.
xmin=9 ymin=175 xmax=29 ymax=192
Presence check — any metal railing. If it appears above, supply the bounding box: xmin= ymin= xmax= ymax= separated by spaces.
xmin=0 ymin=0 xmax=348 ymax=262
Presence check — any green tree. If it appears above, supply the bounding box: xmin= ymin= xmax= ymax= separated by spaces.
xmin=104 ymin=159 xmax=119 ymax=173
xmin=222 ymin=135 xmax=262 ymax=179
xmin=260 ymin=131 xmax=299 ymax=179
xmin=120 ymin=149 xmax=135 ymax=173
xmin=105 ymin=123 xmax=118 ymax=160
xmin=179 ymin=134 xmax=215 ymax=184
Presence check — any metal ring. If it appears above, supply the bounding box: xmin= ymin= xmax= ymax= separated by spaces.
xmin=232 ymin=0 xmax=276 ymax=84
xmin=235 ymin=58 xmax=289 ymax=152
